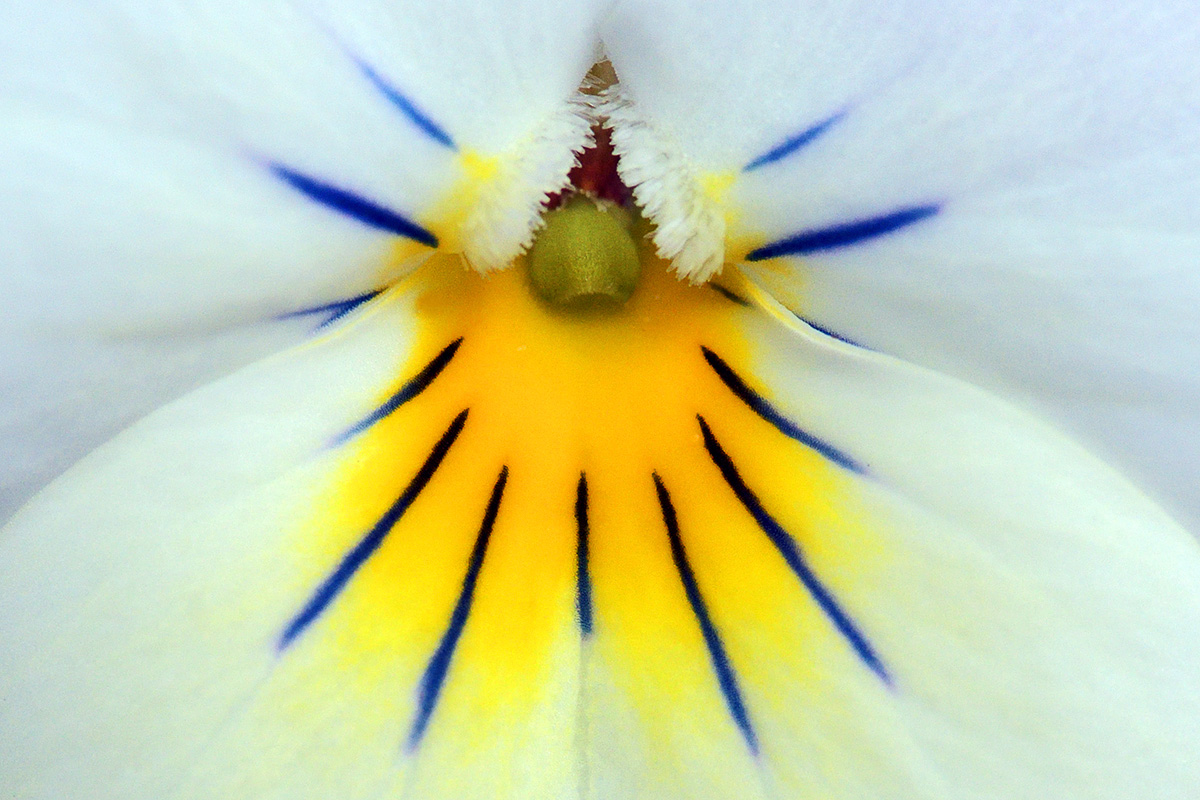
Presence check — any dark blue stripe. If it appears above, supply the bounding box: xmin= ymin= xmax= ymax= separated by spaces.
xmin=278 ymin=289 xmax=383 ymax=329
xmin=744 ymin=112 xmax=844 ymax=172
xmin=697 ymin=416 xmax=890 ymax=684
xmin=707 ymin=283 xmax=751 ymax=307
xmin=746 ymin=205 xmax=939 ymax=261
xmin=701 ymin=347 xmax=863 ymax=473
xmin=792 ymin=314 xmax=867 ymax=349
xmin=575 ymin=474 xmax=594 ymax=636
xmin=407 ymin=466 xmax=508 ymax=750
xmin=653 ymin=473 xmax=758 ymax=755
xmin=277 ymin=410 xmax=468 ymax=651
xmin=355 ymin=59 xmax=456 ymax=150
xmin=333 ymin=339 xmax=463 ymax=445
xmin=271 ymin=163 xmax=438 ymax=247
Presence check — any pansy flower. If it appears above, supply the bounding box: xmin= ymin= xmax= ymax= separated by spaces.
xmin=3 ymin=1 xmax=1200 ymax=798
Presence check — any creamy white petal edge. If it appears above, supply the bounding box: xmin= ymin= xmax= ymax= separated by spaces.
xmin=3 ymin=285 xmax=1199 ymax=799
xmin=600 ymin=0 xmax=1200 ymax=530
xmin=0 ymin=0 xmax=604 ymax=518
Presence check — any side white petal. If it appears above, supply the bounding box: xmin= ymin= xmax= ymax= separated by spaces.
xmin=601 ymin=0 xmax=1200 ymax=529
xmin=0 ymin=0 xmax=604 ymax=516
xmin=0 ymin=320 xmax=312 ymax=520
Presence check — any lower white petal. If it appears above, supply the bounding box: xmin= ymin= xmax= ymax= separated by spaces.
xmin=3 ymin=252 xmax=1199 ymax=798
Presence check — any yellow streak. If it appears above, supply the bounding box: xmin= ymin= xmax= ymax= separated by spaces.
xmin=411 ymin=148 xmax=504 ymax=258
xmin=697 ymin=169 xmax=766 ymax=267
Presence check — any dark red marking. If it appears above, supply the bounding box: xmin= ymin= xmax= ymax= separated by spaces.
xmin=547 ymin=125 xmax=632 ymax=209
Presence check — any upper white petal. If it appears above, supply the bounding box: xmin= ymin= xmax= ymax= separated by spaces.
xmin=0 ymin=0 xmax=607 ymax=518
xmin=601 ymin=0 xmax=1200 ymax=530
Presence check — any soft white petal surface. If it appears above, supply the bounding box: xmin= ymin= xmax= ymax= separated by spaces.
xmin=0 ymin=0 xmax=605 ymax=518
xmin=601 ymin=0 xmax=1200 ymax=530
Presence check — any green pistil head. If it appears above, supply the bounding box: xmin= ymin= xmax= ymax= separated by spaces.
xmin=527 ymin=195 xmax=641 ymax=310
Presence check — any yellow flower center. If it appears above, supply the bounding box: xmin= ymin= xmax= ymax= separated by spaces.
xmin=278 ymin=220 xmax=883 ymax=758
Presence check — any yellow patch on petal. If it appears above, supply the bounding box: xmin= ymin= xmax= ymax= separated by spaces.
xmin=417 ymin=149 xmax=504 ymax=257
xmin=694 ymin=169 xmax=764 ymax=268
xmin=699 ymin=171 xmax=736 ymax=203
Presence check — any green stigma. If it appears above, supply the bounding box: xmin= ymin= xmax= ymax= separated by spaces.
xmin=527 ymin=195 xmax=641 ymax=309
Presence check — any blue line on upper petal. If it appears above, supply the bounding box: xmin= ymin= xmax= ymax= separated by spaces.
xmin=277 ymin=289 xmax=383 ymax=329
xmin=333 ymin=338 xmax=463 ymax=446
xmin=791 ymin=313 xmax=868 ymax=349
xmin=354 ymin=58 xmax=456 ymax=150
xmin=743 ymin=111 xmax=844 ymax=172
xmin=277 ymin=410 xmax=468 ymax=651
xmin=271 ymin=163 xmax=439 ymax=247
xmin=701 ymin=347 xmax=864 ymax=474
xmin=697 ymin=416 xmax=891 ymax=685
xmin=654 ymin=473 xmax=759 ymax=756
xmin=575 ymin=473 xmax=594 ymax=637
xmin=408 ymin=466 xmax=508 ymax=750
xmin=746 ymin=205 xmax=939 ymax=261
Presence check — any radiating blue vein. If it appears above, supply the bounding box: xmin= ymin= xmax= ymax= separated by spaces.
xmin=277 ymin=289 xmax=383 ymax=329
xmin=575 ymin=473 xmax=594 ymax=636
xmin=333 ymin=338 xmax=463 ymax=446
xmin=791 ymin=313 xmax=867 ymax=349
xmin=270 ymin=163 xmax=438 ymax=247
xmin=654 ymin=473 xmax=759 ymax=755
xmin=697 ymin=416 xmax=890 ymax=685
xmin=707 ymin=283 xmax=751 ymax=307
xmin=277 ymin=410 xmax=468 ymax=651
xmin=407 ymin=466 xmax=508 ymax=750
xmin=354 ymin=58 xmax=456 ymax=149
xmin=744 ymin=111 xmax=844 ymax=172
xmin=746 ymin=205 xmax=939 ymax=261
xmin=701 ymin=347 xmax=863 ymax=473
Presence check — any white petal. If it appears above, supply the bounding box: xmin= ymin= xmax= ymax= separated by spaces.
xmin=601 ymin=0 xmax=1200 ymax=530
xmin=0 ymin=320 xmax=312 ymax=520
xmin=0 ymin=0 xmax=604 ymax=516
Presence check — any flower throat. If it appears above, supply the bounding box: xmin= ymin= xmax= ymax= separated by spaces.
xmin=527 ymin=99 xmax=642 ymax=310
